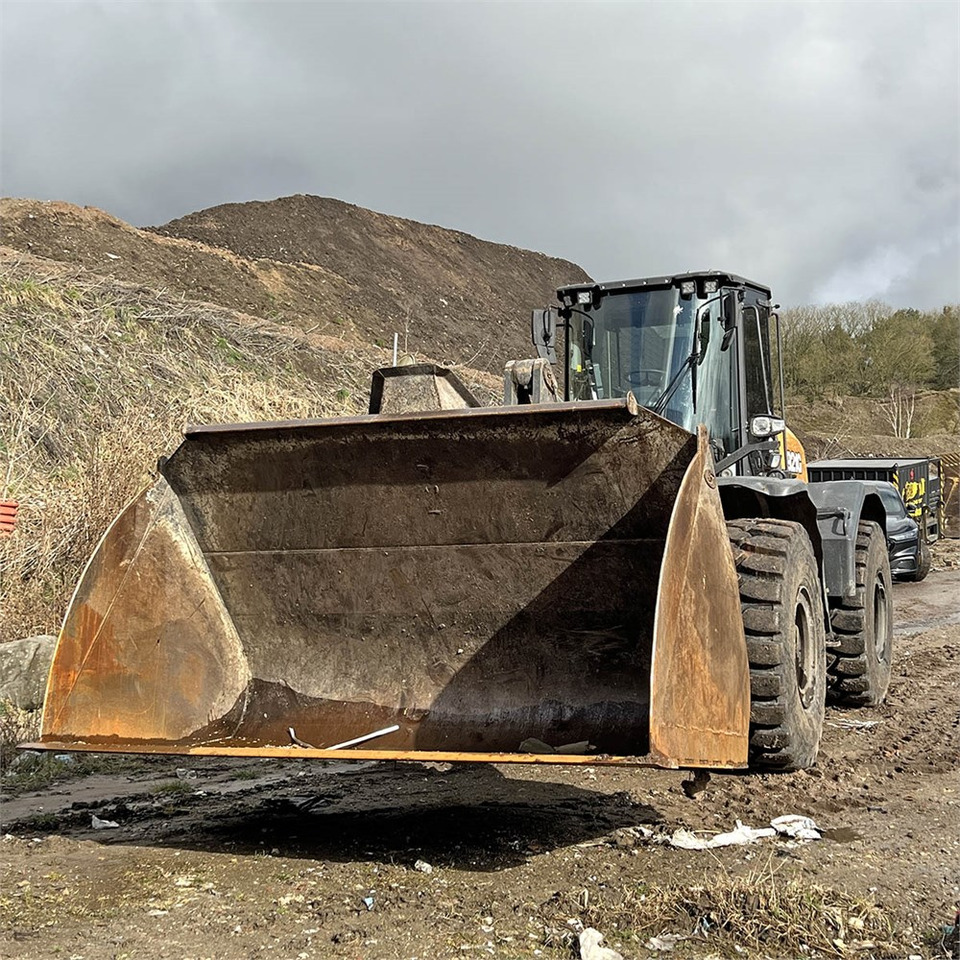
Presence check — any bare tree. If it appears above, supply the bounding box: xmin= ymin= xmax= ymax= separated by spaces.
xmin=881 ymin=383 xmax=917 ymax=439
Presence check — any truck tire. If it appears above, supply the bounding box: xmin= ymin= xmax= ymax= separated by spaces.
xmin=727 ymin=519 xmax=827 ymax=771
xmin=828 ymin=520 xmax=894 ymax=705
xmin=902 ymin=537 xmax=931 ymax=583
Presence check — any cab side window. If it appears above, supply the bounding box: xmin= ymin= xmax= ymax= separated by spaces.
xmin=741 ymin=290 xmax=773 ymax=418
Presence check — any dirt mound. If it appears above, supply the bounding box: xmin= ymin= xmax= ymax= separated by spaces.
xmin=1 ymin=196 xmax=588 ymax=375
xmin=152 ymin=194 xmax=589 ymax=373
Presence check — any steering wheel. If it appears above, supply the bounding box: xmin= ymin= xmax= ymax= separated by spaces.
xmin=624 ymin=369 xmax=662 ymax=387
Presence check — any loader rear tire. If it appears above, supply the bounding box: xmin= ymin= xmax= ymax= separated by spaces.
xmin=727 ymin=519 xmax=826 ymax=771
xmin=827 ymin=521 xmax=894 ymax=706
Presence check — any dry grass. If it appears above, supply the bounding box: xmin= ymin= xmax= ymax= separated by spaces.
xmin=0 ymin=253 xmax=503 ymax=641
xmin=576 ymin=863 xmax=905 ymax=957
xmin=0 ymin=703 xmax=40 ymax=770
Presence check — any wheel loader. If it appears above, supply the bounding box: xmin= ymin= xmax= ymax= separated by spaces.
xmin=32 ymin=271 xmax=894 ymax=772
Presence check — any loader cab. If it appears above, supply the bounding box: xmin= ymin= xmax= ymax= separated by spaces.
xmin=553 ymin=271 xmax=784 ymax=478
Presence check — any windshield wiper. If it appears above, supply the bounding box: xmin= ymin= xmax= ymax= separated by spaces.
xmin=649 ymin=297 xmax=719 ymax=416
xmin=651 ymin=352 xmax=697 ymax=417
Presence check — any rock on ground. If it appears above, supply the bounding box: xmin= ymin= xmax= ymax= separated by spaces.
xmin=0 ymin=635 xmax=56 ymax=709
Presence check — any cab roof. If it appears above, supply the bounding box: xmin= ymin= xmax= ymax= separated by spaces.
xmin=557 ymin=270 xmax=771 ymax=300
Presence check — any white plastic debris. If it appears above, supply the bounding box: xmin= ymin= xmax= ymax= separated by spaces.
xmin=327 ymin=723 xmax=401 ymax=750
xmin=413 ymin=859 xmax=434 ymax=874
xmin=665 ymin=815 xmax=821 ymax=850
xmin=826 ymin=718 xmax=880 ymax=729
xmin=667 ymin=821 xmax=775 ymax=850
xmin=578 ymin=927 xmax=623 ymax=960
xmin=645 ymin=933 xmax=684 ymax=951
xmin=91 ymin=815 xmax=119 ymax=829
xmin=771 ymin=814 xmax=821 ymax=840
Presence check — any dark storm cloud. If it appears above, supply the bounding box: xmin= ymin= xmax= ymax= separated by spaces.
xmin=1 ymin=0 xmax=957 ymax=307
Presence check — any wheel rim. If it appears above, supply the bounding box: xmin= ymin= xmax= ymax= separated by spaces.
xmin=794 ymin=586 xmax=816 ymax=709
xmin=872 ymin=573 xmax=890 ymax=664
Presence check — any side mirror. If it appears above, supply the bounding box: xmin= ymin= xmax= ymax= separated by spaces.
xmin=721 ymin=292 xmax=741 ymax=351
xmin=531 ymin=308 xmax=558 ymax=363
xmin=722 ymin=292 xmax=742 ymax=330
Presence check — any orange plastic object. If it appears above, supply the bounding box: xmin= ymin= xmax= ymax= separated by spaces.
xmin=0 ymin=500 xmax=18 ymax=538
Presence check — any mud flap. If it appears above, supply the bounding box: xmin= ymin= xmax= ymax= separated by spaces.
xmin=650 ymin=426 xmax=750 ymax=768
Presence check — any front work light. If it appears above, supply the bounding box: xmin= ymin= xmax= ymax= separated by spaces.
xmin=750 ymin=416 xmax=786 ymax=438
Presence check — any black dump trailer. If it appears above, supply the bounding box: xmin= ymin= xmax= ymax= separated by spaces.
xmin=808 ymin=458 xmax=943 ymax=542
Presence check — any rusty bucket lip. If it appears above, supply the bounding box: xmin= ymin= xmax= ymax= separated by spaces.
xmin=182 ymin=396 xmax=647 ymax=439
xmin=22 ymin=741 xmax=746 ymax=769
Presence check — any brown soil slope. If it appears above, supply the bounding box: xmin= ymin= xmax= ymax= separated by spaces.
xmin=152 ymin=195 xmax=590 ymax=372
xmin=1 ymin=196 xmax=588 ymax=375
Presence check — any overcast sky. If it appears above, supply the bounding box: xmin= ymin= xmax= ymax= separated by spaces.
xmin=2 ymin=0 xmax=957 ymax=308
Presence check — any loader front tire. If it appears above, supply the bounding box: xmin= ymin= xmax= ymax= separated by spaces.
xmin=728 ymin=519 xmax=826 ymax=771
xmin=827 ymin=521 xmax=894 ymax=706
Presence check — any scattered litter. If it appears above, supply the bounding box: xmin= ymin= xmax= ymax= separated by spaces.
xmin=328 ymin=723 xmax=401 ymax=750
xmin=105 ymin=252 xmax=121 ymax=260
xmin=942 ymin=907 xmax=959 ymax=958
xmin=645 ymin=933 xmax=685 ymax=951
xmin=519 ymin=738 xmax=595 ymax=755
xmin=288 ymin=727 xmax=316 ymax=749
xmin=175 ymin=768 xmax=197 ymax=781
xmin=53 ymin=753 xmax=77 ymax=765
xmin=361 ymin=896 xmax=375 ymax=911
xmin=414 ymin=859 xmax=434 ymax=874
xmin=147 ymin=909 xmax=168 ymax=917
xmin=667 ymin=821 xmax=775 ymax=850
xmin=826 ymin=718 xmax=880 ymax=730
xmin=91 ymin=815 xmax=119 ymax=830
xmin=771 ymin=815 xmax=821 ymax=841
xmin=578 ymin=927 xmax=623 ymax=960
xmin=663 ymin=815 xmax=821 ymax=850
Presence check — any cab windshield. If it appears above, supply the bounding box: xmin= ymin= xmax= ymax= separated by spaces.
xmin=566 ymin=286 xmax=740 ymax=456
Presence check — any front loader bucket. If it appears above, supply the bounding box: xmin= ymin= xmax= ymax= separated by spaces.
xmin=39 ymin=399 xmax=748 ymax=768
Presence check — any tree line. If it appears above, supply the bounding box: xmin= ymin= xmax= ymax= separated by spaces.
xmin=777 ymin=301 xmax=959 ymax=401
